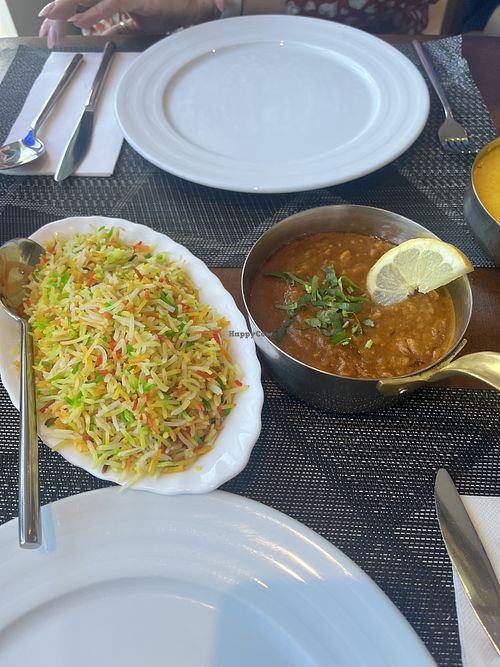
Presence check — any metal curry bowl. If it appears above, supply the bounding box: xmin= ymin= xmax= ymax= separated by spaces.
xmin=241 ymin=205 xmax=500 ymax=413
xmin=464 ymin=137 xmax=500 ymax=266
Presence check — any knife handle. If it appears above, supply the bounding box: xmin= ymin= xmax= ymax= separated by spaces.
xmin=86 ymin=41 xmax=116 ymax=112
xmin=435 ymin=469 xmax=500 ymax=655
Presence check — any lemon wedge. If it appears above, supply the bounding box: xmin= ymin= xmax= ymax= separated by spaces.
xmin=366 ymin=238 xmax=473 ymax=306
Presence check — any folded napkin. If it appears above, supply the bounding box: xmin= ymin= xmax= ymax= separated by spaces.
xmin=3 ymin=51 xmax=138 ymax=177
xmin=453 ymin=495 xmax=500 ymax=667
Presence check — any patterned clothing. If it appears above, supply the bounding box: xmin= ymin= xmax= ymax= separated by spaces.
xmin=88 ymin=0 xmax=436 ymax=37
xmin=286 ymin=0 xmax=437 ymax=33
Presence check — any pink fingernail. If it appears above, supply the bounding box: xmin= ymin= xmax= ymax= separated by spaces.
xmin=67 ymin=14 xmax=79 ymax=22
xmin=39 ymin=18 xmax=49 ymax=37
xmin=47 ymin=25 xmax=56 ymax=49
xmin=38 ymin=2 xmax=55 ymax=18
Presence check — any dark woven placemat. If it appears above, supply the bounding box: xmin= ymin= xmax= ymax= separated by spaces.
xmin=0 ymin=378 xmax=499 ymax=665
xmin=0 ymin=36 xmax=499 ymax=667
xmin=0 ymin=37 xmax=497 ymax=267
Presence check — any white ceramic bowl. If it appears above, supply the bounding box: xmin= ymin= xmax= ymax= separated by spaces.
xmin=0 ymin=217 xmax=263 ymax=494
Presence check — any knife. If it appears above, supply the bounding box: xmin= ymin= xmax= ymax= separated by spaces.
xmin=54 ymin=41 xmax=116 ymax=182
xmin=435 ymin=468 xmax=500 ymax=655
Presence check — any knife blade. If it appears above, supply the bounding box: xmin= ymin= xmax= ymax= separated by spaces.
xmin=435 ymin=468 xmax=500 ymax=655
xmin=54 ymin=41 xmax=116 ymax=182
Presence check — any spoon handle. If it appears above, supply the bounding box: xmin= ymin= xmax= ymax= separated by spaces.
xmin=31 ymin=53 xmax=83 ymax=136
xmin=18 ymin=320 xmax=41 ymax=548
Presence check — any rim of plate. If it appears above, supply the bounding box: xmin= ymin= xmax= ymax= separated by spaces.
xmin=115 ymin=15 xmax=430 ymax=193
xmin=0 ymin=217 xmax=263 ymax=495
xmin=0 ymin=488 xmax=435 ymax=666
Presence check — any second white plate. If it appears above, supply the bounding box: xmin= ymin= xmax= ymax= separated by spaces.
xmin=116 ymin=15 xmax=429 ymax=193
xmin=0 ymin=488 xmax=435 ymax=666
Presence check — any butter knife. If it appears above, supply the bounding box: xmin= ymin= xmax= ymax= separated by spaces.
xmin=54 ymin=41 xmax=116 ymax=182
xmin=435 ymin=468 xmax=500 ymax=655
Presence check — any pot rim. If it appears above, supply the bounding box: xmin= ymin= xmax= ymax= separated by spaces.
xmin=469 ymin=136 xmax=500 ymax=226
xmin=241 ymin=204 xmax=472 ymax=384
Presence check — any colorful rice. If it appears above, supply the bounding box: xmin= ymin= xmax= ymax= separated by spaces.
xmin=23 ymin=227 xmax=245 ymax=484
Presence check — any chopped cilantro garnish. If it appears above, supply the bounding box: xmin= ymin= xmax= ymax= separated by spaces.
xmin=268 ymin=265 xmax=375 ymax=345
xmin=275 ymin=317 xmax=294 ymax=342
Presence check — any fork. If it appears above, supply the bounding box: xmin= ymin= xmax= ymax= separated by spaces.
xmin=413 ymin=40 xmax=473 ymax=154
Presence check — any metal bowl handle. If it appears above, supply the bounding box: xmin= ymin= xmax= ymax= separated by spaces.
xmin=378 ymin=348 xmax=500 ymax=395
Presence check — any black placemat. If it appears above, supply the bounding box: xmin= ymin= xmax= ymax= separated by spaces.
xmin=0 ymin=36 xmax=499 ymax=667
xmin=0 ymin=37 xmax=497 ymax=267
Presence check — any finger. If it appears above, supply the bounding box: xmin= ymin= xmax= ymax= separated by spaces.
xmin=47 ymin=19 xmax=68 ymax=48
xmin=38 ymin=2 xmax=55 ymax=18
xmin=47 ymin=26 xmax=56 ymax=49
xmin=70 ymin=0 xmax=122 ymax=29
xmin=39 ymin=17 xmax=50 ymax=37
xmin=47 ymin=24 xmax=57 ymax=48
xmin=40 ymin=0 xmax=81 ymax=20
xmin=130 ymin=14 xmax=170 ymax=34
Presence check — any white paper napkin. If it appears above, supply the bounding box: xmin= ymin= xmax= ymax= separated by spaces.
xmin=3 ymin=51 xmax=138 ymax=177
xmin=453 ymin=495 xmax=500 ymax=666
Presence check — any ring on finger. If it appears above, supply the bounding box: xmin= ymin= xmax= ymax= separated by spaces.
xmin=118 ymin=19 xmax=133 ymax=33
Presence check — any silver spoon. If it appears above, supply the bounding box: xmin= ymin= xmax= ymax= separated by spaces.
xmin=0 ymin=238 xmax=46 ymax=548
xmin=0 ymin=53 xmax=83 ymax=170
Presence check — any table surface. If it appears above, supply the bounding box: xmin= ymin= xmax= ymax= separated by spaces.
xmin=0 ymin=31 xmax=499 ymax=667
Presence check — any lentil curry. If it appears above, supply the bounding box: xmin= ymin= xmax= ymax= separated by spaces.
xmin=250 ymin=232 xmax=456 ymax=379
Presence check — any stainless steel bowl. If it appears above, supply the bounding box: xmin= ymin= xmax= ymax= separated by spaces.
xmin=464 ymin=137 xmax=500 ymax=266
xmin=241 ymin=204 xmax=493 ymax=413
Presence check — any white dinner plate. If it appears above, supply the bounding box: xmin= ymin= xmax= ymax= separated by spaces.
xmin=0 ymin=488 xmax=435 ymax=666
xmin=115 ymin=15 xmax=429 ymax=193
xmin=0 ymin=216 xmax=263 ymax=494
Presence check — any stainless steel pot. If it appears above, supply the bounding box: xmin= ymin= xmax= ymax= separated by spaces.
xmin=464 ymin=137 xmax=500 ymax=266
xmin=241 ymin=205 xmax=500 ymax=413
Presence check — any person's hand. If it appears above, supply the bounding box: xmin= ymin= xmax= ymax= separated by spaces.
xmin=38 ymin=0 xmax=220 ymax=47
xmin=39 ymin=17 xmax=67 ymax=49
